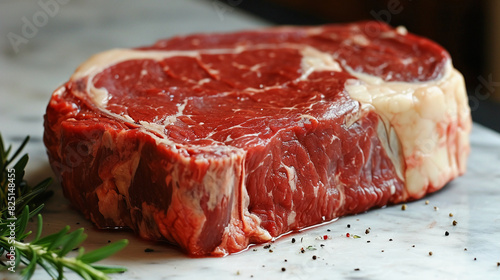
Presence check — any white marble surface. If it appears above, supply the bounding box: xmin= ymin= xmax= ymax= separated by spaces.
xmin=1 ymin=1 xmax=500 ymax=279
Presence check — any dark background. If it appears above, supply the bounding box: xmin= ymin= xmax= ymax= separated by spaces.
xmin=212 ymin=0 xmax=500 ymax=132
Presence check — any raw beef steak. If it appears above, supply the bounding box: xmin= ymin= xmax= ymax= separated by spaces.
xmin=44 ymin=21 xmax=471 ymax=256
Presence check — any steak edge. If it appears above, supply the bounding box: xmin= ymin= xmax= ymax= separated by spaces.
xmin=43 ymin=21 xmax=471 ymax=256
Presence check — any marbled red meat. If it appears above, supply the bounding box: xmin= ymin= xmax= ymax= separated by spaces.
xmin=44 ymin=21 xmax=471 ymax=256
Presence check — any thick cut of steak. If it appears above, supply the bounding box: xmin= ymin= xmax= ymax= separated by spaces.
xmin=44 ymin=21 xmax=471 ymax=256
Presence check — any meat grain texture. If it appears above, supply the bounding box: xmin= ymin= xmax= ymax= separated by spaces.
xmin=44 ymin=21 xmax=471 ymax=256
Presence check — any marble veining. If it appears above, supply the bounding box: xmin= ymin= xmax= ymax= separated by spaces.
xmin=0 ymin=0 xmax=499 ymax=279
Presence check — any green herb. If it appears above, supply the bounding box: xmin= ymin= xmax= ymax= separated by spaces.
xmin=0 ymin=134 xmax=128 ymax=279
xmin=1 ymin=206 xmax=128 ymax=279
xmin=0 ymin=134 xmax=52 ymax=218
xmin=306 ymin=245 xmax=316 ymax=251
xmin=353 ymin=235 xmax=361 ymax=239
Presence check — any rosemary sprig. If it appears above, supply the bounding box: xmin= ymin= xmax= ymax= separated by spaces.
xmin=0 ymin=206 xmax=129 ymax=279
xmin=0 ymin=133 xmax=128 ymax=279
xmin=0 ymin=134 xmax=53 ymax=219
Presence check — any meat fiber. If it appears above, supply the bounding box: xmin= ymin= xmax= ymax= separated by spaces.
xmin=43 ymin=21 xmax=471 ymax=256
